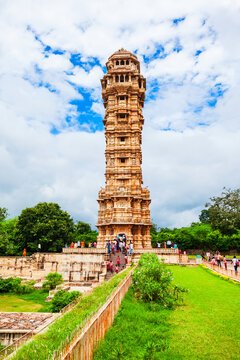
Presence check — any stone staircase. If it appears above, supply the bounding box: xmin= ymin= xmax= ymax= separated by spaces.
xmin=105 ymin=251 xmax=127 ymax=280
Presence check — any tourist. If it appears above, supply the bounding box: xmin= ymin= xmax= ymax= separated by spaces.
xmin=124 ymin=255 xmax=128 ymax=265
xmin=211 ymin=257 xmax=216 ymax=266
xmin=206 ymin=252 xmax=211 ymax=262
xmin=106 ymin=240 xmax=111 ymax=254
xmin=77 ymin=240 xmax=80 ymax=248
xmin=22 ymin=248 xmax=27 ymax=256
xmin=129 ymin=241 xmax=134 ymax=255
xmin=216 ymin=252 xmax=222 ymax=267
xmin=109 ymin=260 xmax=114 ymax=273
xmin=223 ymin=256 xmax=228 ymax=270
xmin=116 ymin=255 xmax=121 ymax=266
xmin=111 ymin=242 xmax=116 ymax=255
xmin=166 ymin=240 xmax=172 ymax=248
xmin=115 ymin=265 xmax=119 ymax=274
xmin=157 ymin=241 xmax=161 ymax=248
xmin=232 ymin=256 xmax=239 ymax=273
xmin=119 ymin=241 xmax=123 ymax=253
xmin=70 ymin=242 xmax=74 ymax=249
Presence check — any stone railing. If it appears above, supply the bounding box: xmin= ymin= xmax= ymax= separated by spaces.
xmin=137 ymin=248 xmax=179 ymax=254
xmin=203 ymin=260 xmax=240 ymax=282
xmin=53 ymin=269 xmax=133 ymax=360
xmin=62 ymin=248 xmax=107 ymax=254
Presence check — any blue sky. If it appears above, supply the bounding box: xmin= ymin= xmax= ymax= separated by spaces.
xmin=0 ymin=0 xmax=240 ymax=228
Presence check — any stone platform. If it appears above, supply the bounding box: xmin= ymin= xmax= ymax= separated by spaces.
xmin=0 ymin=250 xmax=107 ymax=282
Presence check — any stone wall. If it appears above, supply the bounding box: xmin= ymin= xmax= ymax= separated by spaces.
xmin=53 ymin=269 xmax=133 ymax=360
xmin=0 ymin=252 xmax=107 ymax=282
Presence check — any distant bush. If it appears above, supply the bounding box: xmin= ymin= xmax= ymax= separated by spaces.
xmin=0 ymin=277 xmax=35 ymax=294
xmin=0 ymin=277 xmax=21 ymax=293
xmin=132 ymin=253 xmax=187 ymax=308
xmin=15 ymin=284 xmax=34 ymax=294
xmin=43 ymin=272 xmax=63 ymax=290
xmin=50 ymin=290 xmax=80 ymax=312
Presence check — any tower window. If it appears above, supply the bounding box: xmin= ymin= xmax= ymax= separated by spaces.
xmin=120 ymin=75 xmax=124 ymax=82
xmin=126 ymin=60 xmax=129 ymax=65
xmin=120 ymin=60 xmax=124 ymax=65
xmin=119 ymin=114 xmax=126 ymax=118
xmin=120 ymin=137 xmax=125 ymax=142
xmin=120 ymin=158 xmax=126 ymax=163
xmin=116 ymin=75 xmax=119 ymax=82
xmin=119 ymin=95 xmax=125 ymax=100
xmin=125 ymin=75 xmax=129 ymax=82
xmin=116 ymin=60 xmax=119 ymax=65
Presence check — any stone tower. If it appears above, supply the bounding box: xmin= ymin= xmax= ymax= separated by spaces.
xmin=97 ymin=49 xmax=151 ymax=249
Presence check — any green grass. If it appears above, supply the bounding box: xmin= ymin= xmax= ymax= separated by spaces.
xmin=94 ymin=288 xmax=171 ymax=360
xmin=11 ymin=268 xmax=131 ymax=360
xmin=94 ymin=266 xmax=240 ymax=360
xmin=0 ymin=291 xmax=51 ymax=312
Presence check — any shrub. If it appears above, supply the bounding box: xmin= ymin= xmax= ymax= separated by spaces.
xmin=50 ymin=290 xmax=80 ymax=312
xmin=132 ymin=253 xmax=187 ymax=308
xmin=43 ymin=272 xmax=63 ymax=290
xmin=0 ymin=277 xmax=35 ymax=294
xmin=0 ymin=277 xmax=21 ymax=293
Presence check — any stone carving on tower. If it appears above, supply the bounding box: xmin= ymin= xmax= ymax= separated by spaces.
xmin=97 ymin=49 xmax=152 ymax=249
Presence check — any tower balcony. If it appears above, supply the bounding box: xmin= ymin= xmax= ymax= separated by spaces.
xmin=97 ymin=216 xmax=152 ymax=226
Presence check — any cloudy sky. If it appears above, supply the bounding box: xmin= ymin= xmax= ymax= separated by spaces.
xmin=0 ymin=0 xmax=240 ymax=228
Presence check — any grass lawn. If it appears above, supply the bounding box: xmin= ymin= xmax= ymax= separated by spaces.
xmin=0 ymin=291 xmax=51 ymax=312
xmin=94 ymin=266 xmax=240 ymax=360
xmin=11 ymin=268 xmax=131 ymax=360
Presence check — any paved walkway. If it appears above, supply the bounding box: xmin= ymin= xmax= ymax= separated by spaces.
xmin=203 ymin=260 xmax=240 ymax=282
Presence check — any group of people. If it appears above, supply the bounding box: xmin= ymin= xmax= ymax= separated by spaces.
xmin=156 ymin=241 xmax=178 ymax=249
xmin=107 ymin=254 xmax=128 ymax=274
xmin=105 ymin=235 xmax=134 ymax=256
xmin=209 ymin=251 xmax=239 ymax=272
xmin=68 ymin=241 xmax=97 ymax=249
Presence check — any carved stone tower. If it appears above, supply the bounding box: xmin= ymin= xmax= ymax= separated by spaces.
xmin=97 ymin=49 xmax=152 ymax=249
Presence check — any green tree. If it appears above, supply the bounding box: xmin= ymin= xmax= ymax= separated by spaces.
xmin=74 ymin=221 xmax=91 ymax=234
xmin=16 ymin=202 xmax=74 ymax=253
xmin=50 ymin=290 xmax=80 ymax=312
xmin=0 ymin=207 xmax=8 ymax=222
xmin=0 ymin=218 xmax=19 ymax=255
xmin=73 ymin=221 xmax=97 ymax=247
xmin=205 ymin=188 xmax=240 ymax=235
xmin=199 ymin=209 xmax=210 ymax=224
xmin=150 ymin=222 xmax=158 ymax=247
xmin=43 ymin=272 xmax=63 ymax=290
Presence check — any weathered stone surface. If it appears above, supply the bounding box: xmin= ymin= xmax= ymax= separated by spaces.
xmin=97 ymin=49 xmax=152 ymax=249
xmin=0 ymin=313 xmax=53 ymax=330
xmin=0 ymin=252 xmax=106 ymax=281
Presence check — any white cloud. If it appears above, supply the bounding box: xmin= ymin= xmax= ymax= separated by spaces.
xmin=0 ymin=0 xmax=240 ymax=229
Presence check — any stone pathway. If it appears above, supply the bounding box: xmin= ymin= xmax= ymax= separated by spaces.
xmin=105 ymin=252 xmax=128 ymax=280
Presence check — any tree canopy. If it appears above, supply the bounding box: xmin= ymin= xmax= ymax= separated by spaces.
xmin=16 ymin=202 xmax=74 ymax=252
xmin=203 ymin=188 xmax=240 ymax=235
xmin=0 ymin=207 xmax=8 ymax=222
